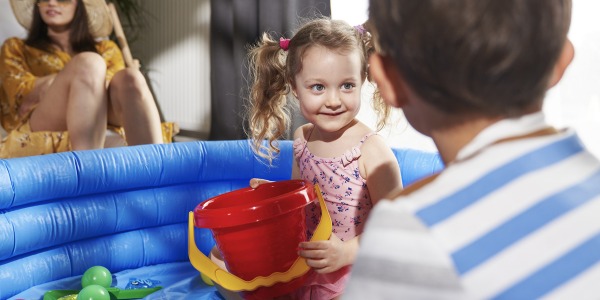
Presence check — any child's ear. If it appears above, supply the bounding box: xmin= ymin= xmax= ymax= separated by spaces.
xmin=369 ymin=53 xmax=407 ymax=108
xmin=548 ymin=38 xmax=575 ymax=88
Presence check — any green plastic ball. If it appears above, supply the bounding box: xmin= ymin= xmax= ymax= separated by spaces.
xmin=81 ymin=266 xmax=112 ymax=288
xmin=77 ymin=284 xmax=110 ymax=300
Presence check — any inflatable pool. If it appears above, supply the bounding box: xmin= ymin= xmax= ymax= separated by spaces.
xmin=0 ymin=140 xmax=443 ymax=299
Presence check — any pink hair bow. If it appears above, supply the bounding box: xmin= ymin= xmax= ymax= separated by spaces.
xmin=354 ymin=24 xmax=366 ymax=35
xmin=279 ymin=37 xmax=290 ymax=51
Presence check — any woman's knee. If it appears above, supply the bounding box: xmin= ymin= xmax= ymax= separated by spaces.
xmin=65 ymin=52 xmax=106 ymax=84
xmin=110 ymin=68 xmax=148 ymax=97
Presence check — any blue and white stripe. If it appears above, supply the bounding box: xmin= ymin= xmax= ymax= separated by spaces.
xmin=419 ymin=133 xmax=600 ymax=298
xmin=345 ymin=121 xmax=600 ymax=299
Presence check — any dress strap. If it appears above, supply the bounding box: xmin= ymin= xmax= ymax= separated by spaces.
xmin=359 ymin=132 xmax=377 ymax=144
xmin=340 ymin=132 xmax=377 ymax=167
xmin=306 ymin=125 xmax=315 ymax=141
xmin=293 ymin=125 xmax=316 ymax=159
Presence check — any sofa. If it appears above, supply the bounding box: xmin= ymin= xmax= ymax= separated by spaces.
xmin=0 ymin=140 xmax=443 ymax=299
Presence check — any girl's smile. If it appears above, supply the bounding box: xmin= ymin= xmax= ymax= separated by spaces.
xmin=293 ymin=45 xmax=363 ymax=136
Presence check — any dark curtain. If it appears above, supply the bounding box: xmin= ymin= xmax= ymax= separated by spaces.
xmin=209 ymin=0 xmax=331 ymax=140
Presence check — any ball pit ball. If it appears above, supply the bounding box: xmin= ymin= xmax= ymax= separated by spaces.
xmin=77 ymin=284 xmax=110 ymax=300
xmin=81 ymin=266 xmax=112 ymax=288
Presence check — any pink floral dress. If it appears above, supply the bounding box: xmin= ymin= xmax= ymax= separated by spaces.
xmin=291 ymin=132 xmax=376 ymax=299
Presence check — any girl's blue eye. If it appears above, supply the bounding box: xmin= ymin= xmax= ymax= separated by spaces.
xmin=342 ymin=83 xmax=355 ymax=90
xmin=311 ymin=84 xmax=325 ymax=92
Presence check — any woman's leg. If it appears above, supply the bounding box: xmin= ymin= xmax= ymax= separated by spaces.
xmin=107 ymin=68 xmax=163 ymax=145
xmin=29 ymin=52 xmax=108 ymax=150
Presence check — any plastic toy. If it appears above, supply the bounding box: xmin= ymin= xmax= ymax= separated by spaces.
xmin=43 ymin=266 xmax=162 ymax=300
xmin=125 ymin=278 xmax=161 ymax=289
xmin=81 ymin=266 xmax=112 ymax=288
xmin=43 ymin=287 xmax=162 ymax=300
xmin=77 ymin=285 xmax=109 ymax=300
xmin=189 ymin=180 xmax=332 ymax=300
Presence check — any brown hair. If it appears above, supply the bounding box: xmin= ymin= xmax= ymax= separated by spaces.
xmin=26 ymin=0 xmax=97 ymax=53
xmin=247 ymin=18 xmax=388 ymax=162
xmin=368 ymin=0 xmax=572 ymax=117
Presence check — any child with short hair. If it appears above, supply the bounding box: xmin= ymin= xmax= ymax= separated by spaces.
xmin=345 ymin=0 xmax=600 ymax=299
xmin=213 ymin=18 xmax=403 ymax=299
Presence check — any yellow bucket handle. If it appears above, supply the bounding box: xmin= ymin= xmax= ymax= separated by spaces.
xmin=188 ymin=185 xmax=332 ymax=291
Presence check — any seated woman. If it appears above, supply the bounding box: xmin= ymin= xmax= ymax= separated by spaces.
xmin=0 ymin=0 xmax=177 ymax=158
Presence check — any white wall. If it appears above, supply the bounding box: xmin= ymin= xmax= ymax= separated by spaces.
xmin=332 ymin=0 xmax=600 ymax=157
xmin=544 ymin=0 xmax=600 ymax=157
xmin=0 ymin=0 xmax=27 ymax=40
xmin=131 ymin=0 xmax=212 ymax=139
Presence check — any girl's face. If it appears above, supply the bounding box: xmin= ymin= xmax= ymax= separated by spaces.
xmin=293 ymin=45 xmax=364 ymax=134
xmin=37 ymin=0 xmax=77 ymax=31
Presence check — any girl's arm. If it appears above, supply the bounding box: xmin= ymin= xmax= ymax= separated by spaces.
xmin=291 ymin=151 xmax=301 ymax=180
xmin=291 ymin=125 xmax=306 ymax=180
xmin=298 ymin=235 xmax=359 ymax=274
xmin=360 ymin=135 xmax=403 ymax=205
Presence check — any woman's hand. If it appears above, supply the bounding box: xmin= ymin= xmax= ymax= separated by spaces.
xmin=298 ymin=234 xmax=359 ymax=274
xmin=249 ymin=178 xmax=272 ymax=188
xmin=19 ymin=74 xmax=56 ymax=117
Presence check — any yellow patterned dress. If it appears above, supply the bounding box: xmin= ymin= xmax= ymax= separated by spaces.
xmin=0 ymin=37 xmax=177 ymax=158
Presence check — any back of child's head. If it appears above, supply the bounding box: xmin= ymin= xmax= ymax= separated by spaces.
xmin=247 ymin=18 xmax=388 ymax=161
xmin=368 ymin=0 xmax=572 ymax=117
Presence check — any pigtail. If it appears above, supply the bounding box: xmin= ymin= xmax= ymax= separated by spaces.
xmin=358 ymin=23 xmax=391 ymax=131
xmin=247 ymin=33 xmax=292 ymax=163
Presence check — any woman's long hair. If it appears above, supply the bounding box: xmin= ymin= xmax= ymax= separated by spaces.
xmin=25 ymin=0 xmax=97 ymax=53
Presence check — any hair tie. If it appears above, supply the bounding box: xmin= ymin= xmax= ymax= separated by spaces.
xmin=279 ymin=37 xmax=290 ymax=51
xmin=354 ymin=24 xmax=366 ymax=35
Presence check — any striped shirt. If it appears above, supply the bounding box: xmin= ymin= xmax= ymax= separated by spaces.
xmin=344 ymin=112 xmax=600 ymax=299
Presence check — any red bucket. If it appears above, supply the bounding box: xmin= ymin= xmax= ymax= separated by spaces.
xmin=193 ymin=180 xmax=317 ymax=299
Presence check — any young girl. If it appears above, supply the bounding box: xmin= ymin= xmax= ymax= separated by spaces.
xmin=224 ymin=18 xmax=402 ymax=299
xmin=0 ymin=0 xmax=176 ymax=158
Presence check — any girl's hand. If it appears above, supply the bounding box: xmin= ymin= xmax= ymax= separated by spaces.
xmin=249 ymin=178 xmax=272 ymax=188
xmin=298 ymin=234 xmax=358 ymax=274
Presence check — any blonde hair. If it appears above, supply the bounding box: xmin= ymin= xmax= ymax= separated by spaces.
xmin=247 ymin=18 xmax=389 ymax=162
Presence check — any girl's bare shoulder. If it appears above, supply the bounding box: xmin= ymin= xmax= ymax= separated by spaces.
xmin=360 ymin=133 xmax=397 ymax=164
xmin=293 ymin=123 xmax=313 ymax=140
